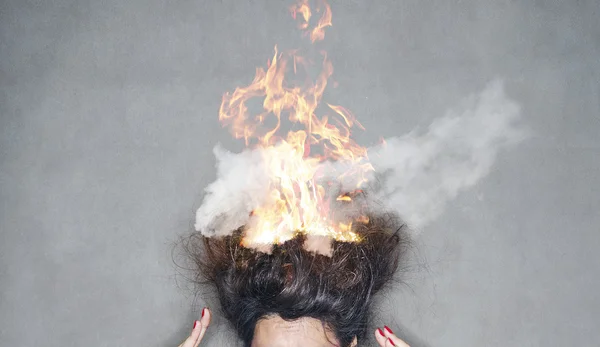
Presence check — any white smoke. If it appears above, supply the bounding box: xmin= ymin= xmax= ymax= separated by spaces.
xmin=365 ymin=80 xmax=526 ymax=229
xmin=194 ymin=80 xmax=526 ymax=236
xmin=194 ymin=144 xmax=270 ymax=237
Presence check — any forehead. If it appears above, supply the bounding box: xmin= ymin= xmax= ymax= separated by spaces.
xmin=252 ymin=316 xmax=338 ymax=347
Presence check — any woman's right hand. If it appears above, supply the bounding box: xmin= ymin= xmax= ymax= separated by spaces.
xmin=374 ymin=325 xmax=410 ymax=347
xmin=178 ymin=308 xmax=212 ymax=347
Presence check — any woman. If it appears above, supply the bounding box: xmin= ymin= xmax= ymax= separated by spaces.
xmin=177 ymin=214 xmax=412 ymax=347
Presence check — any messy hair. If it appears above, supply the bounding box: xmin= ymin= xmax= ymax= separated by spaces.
xmin=183 ymin=213 xmax=411 ymax=347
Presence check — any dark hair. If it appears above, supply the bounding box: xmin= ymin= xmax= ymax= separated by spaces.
xmin=183 ymin=213 xmax=411 ymax=347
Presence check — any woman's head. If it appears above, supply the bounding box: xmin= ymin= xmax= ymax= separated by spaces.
xmin=252 ymin=315 xmax=353 ymax=347
xmin=184 ymin=214 xmax=410 ymax=347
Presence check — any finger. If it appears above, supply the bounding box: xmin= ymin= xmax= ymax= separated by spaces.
xmin=196 ymin=308 xmax=212 ymax=343
xmin=178 ymin=307 xmax=213 ymax=347
xmin=382 ymin=326 xmax=410 ymax=347
xmin=179 ymin=320 xmax=203 ymax=347
xmin=374 ymin=327 xmax=388 ymax=346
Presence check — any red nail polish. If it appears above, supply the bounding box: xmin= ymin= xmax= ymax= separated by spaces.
xmin=202 ymin=308 xmax=205 ymax=318
xmin=193 ymin=321 xmax=198 ymax=329
xmin=378 ymin=328 xmax=385 ymax=336
xmin=384 ymin=326 xmax=393 ymax=334
xmin=388 ymin=338 xmax=396 ymax=346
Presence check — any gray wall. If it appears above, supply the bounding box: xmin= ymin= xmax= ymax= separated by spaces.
xmin=1 ymin=0 xmax=599 ymax=346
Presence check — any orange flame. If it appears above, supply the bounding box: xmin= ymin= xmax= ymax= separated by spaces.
xmin=290 ymin=0 xmax=332 ymax=43
xmin=219 ymin=0 xmax=371 ymax=247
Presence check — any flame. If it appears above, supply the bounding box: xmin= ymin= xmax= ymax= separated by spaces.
xmin=219 ymin=0 xmax=372 ymax=247
xmin=290 ymin=0 xmax=332 ymax=43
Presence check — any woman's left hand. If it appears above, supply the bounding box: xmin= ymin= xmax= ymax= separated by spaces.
xmin=178 ymin=308 xmax=212 ymax=347
xmin=374 ymin=325 xmax=410 ymax=347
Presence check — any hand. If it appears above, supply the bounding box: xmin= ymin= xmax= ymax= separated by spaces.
xmin=178 ymin=308 xmax=212 ymax=347
xmin=374 ymin=325 xmax=409 ymax=347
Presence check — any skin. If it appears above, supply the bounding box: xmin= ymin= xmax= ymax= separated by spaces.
xmin=178 ymin=308 xmax=410 ymax=347
xmin=252 ymin=315 xmax=354 ymax=347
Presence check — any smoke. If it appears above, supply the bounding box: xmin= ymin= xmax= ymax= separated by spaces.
xmin=194 ymin=144 xmax=271 ymax=237
xmin=365 ymin=80 xmax=526 ymax=229
xmin=194 ymin=80 xmax=526 ymax=237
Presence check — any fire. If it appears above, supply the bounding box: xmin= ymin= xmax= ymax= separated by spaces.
xmin=218 ymin=0 xmax=372 ymax=247
xmin=290 ymin=0 xmax=332 ymax=43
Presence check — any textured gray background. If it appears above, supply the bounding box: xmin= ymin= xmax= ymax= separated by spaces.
xmin=1 ymin=0 xmax=599 ymax=346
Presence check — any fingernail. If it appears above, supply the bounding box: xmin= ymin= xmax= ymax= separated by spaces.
xmin=202 ymin=308 xmax=206 ymax=318
xmin=193 ymin=321 xmax=198 ymax=329
xmin=378 ymin=328 xmax=385 ymax=336
xmin=384 ymin=326 xmax=393 ymax=334
xmin=388 ymin=338 xmax=396 ymax=346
